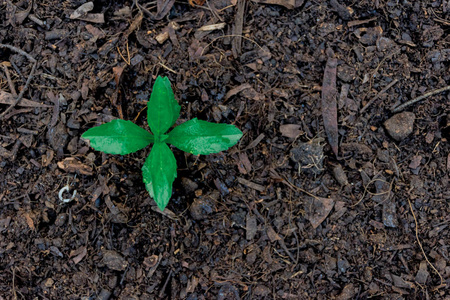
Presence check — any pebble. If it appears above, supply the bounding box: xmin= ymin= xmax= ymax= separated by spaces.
xmin=384 ymin=112 xmax=415 ymax=141
xmin=103 ymin=250 xmax=128 ymax=271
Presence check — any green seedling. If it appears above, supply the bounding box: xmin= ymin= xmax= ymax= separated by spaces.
xmin=82 ymin=76 xmax=243 ymax=211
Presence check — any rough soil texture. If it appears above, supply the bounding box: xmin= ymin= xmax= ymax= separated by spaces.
xmin=1 ymin=0 xmax=449 ymax=299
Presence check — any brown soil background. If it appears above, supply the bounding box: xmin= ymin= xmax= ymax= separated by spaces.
xmin=0 ymin=0 xmax=449 ymax=299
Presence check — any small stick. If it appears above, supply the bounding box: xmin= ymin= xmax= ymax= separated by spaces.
xmin=360 ymin=79 xmax=399 ymax=114
xmin=407 ymin=198 xmax=444 ymax=288
xmin=2 ymin=64 xmax=17 ymax=96
xmin=0 ymin=44 xmax=37 ymax=63
xmin=158 ymin=62 xmax=177 ymax=74
xmin=392 ymin=85 xmax=450 ymax=113
xmin=0 ymin=61 xmax=37 ymax=119
xmin=158 ymin=269 xmax=173 ymax=298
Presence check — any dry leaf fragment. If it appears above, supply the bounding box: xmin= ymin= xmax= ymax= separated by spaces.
xmin=85 ymin=24 xmax=105 ymax=40
xmin=305 ymin=197 xmax=335 ymax=229
xmin=267 ymin=226 xmax=281 ymax=242
xmin=155 ymin=0 xmax=176 ymax=20
xmin=113 ymin=66 xmax=125 ymax=86
xmin=76 ymin=13 xmax=105 ymax=24
xmin=70 ymin=2 xmax=94 ymax=19
xmin=57 ymin=158 xmax=93 ymax=175
xmin=225 ymin=83 xmax=252 ymax=101
xmin=14 ymin=0 xmax=32 ymax=25
xmin=280 ymin=124 xmax=302 ymax=139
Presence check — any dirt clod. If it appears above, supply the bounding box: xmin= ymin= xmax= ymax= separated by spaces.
xmin=290 ymin=140 xmax=324 ymax=175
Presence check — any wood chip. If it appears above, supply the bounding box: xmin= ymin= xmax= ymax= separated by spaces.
xmin=198 ymin=23 xmax=226 ymax=31
xmin=237 ymin=152 xmax=252 ymax=174
xmin=70 ymin=2 xmax=94 ymax=19
xmin=244 ymin=133 xmax=265 ymax=150
xmin=57 ymin=157 xmax=93 ymax=175
xmin=237 ymin=177 xmax=265 ymax=192
xmin=0 ymin=90 xmax=52 ymax=108
xmin=70 ymin=246 xmax=87 ymax=264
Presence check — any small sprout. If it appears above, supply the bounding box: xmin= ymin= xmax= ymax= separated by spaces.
xmin=82 ymin=76 xmax=242 ymax=211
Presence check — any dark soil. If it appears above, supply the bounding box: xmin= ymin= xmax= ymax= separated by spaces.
xmin=1 ymin=0 xmax=449 ymax=299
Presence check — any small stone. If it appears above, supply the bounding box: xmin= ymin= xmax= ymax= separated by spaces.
xmin=103 ymin=250 xmax=128 ymax=271
xmin=384 ymin=112 xmax=415 ymax=141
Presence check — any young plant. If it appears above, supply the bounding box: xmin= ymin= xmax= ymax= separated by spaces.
xmin=82 ymin=76 xmax=243 ymax=211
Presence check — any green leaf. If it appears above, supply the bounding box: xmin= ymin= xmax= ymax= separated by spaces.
xmin=167 ymin=118 xmax=243 ymax=155
xmin=82 ymin=119 xmax=154 ymax=155
xmin=142 ymin=142 xmax=177 ymax=211
xmin=147 ymin=76 xmax=181 ymax=136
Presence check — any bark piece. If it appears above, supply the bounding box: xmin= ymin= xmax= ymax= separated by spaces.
xmin=322 ymin=57 xmax=339 ymax=156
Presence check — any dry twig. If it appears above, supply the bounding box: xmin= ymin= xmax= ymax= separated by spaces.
xmin=0 ymin=43 xmax=38 ymax=119
xmin=392 ymin=85 xmax=450 ymax=113
xmin=360 ymin=79 xmax=399 ymax=114
xmin=407 ymin=198 xmax=445 ymax=289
